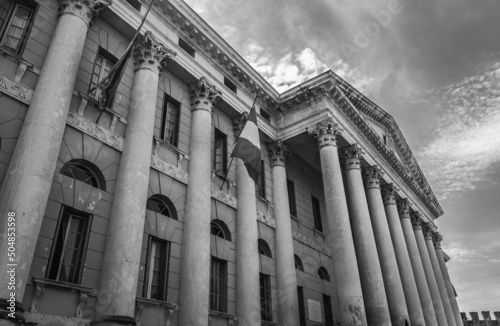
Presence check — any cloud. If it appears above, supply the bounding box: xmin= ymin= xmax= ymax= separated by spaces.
xmin=220 ymin=25 xmax=237 ymax=38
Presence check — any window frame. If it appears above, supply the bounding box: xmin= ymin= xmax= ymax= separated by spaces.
xmin=213 ymin=128 xmax=228 ymax=174
xmin=287 ymin=179 xmax=297 ymax=217
xmin=0 ymin=0 xmax=36 ymax=55
xmin=297 ymin=286 xmax=306 ymax=326
xmin=46 ymin=206 xmax=92 ymax=285
xmin=88 ymin=47 xmax=118 ymax=101
xmin=260 ymin=273 xmax=272 ymax=322
xmin=318 ymin=267 xmax=331 ymax=282
xmin=209 ymin=256 xmax=228 ymax=313
xmin=323 ymin=293 xmax=334 ymax=326
xmin=161 ymin=94 xmax=181 ymax=147
xmin=143 ymin=236 xmax=170 ymax=301
xmin=256 ymin=160 xmax=266 ymax=198
xmin=312 ymin=195 xmax=323 ymax=232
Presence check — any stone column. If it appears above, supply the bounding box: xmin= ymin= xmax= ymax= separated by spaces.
xmin=381 ymin=185 xmax=425 ymax=326
xmin=411 ymin=212 xmax=448 ymax=326
xmin=307 ymin=119 xmax=367 ymax=326
xmin=178 ymin=77 xmax=221 ymax=326
xmin=233 ymin=114 xmax=261 ymax=326
xmin=423 ymin=225 xmax=457 ymax=326
xmin=340 ymin=145 xmax=391 ymax=326
xmin=363 ymin=167 xmax=409 ymax=326
xmin=267 ymin=140 xmax=300 ymax=326
xmin=0 ymin=0 xmax=111 ymax=323
xmin=434 ymin=233 xmax=464 ymax=326
xmin=398 ymin=199 xmax=439 ymax=326
xmin=92 ymin=32 xmax=175 ymax=325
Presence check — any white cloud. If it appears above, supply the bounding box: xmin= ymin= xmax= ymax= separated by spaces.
xmin=220 ymin=25 xmax=237 ymax=38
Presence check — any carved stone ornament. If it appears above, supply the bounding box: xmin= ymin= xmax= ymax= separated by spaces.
xmin=410 ymin=211 xmax=422 ymax=230
xmin=232 ymin=112 xmax=248 ymax=137
xmin=306 ymin=118 xmax=342 ymax=148
xmin=381 ymin=183 xmax=398 ymax=205
xmin=362 ymin=166 xmax=383 ymax=189
xmin=133 ymin=31 xmax=177 ymax=74
xmin=267 ymin=140 xmax=290 ymax=167
xmin=421 ymin=222 xmax=433 ymax=240
xmin=59 ymin=0 xmax=112 ymax=26
xmin=340 ymin=144 xmax=364 ymax=170
xmin=396 ymin=198 xmax=410 ymax=219
xmin=190 ymin=77 xmax=222 ymax=112
xmin=432 ymin=232 xmax=443 ymax=249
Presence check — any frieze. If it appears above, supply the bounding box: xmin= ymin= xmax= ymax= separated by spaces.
xmin=257 ymin=210 xmax=275 ymax=228
xmin=67 ymin=111 xmax=124 ymax=150
xmin=151 ymin=154 xmax=188 ymax=184
xmin=211 ymin=186 xmax=237 ymax=209
xmin=292 ymin=231 xmax=331 ymax=257
xmin=0 ymin=73 xmax=33 ymax=104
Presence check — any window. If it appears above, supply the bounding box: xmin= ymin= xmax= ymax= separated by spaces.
xmin=125 ymin=0 xmax=141 ymax=11
xmin=294 ymin=255 xmax=304 ymax=271
xmin=256 ymin=160 xmax=266 ymax=198
xmin=312 ymin=195 xmax=323 ymax=232
xmin=297 ymin=286 xmax=306 ymax=326
xmin=260 ymin=108 xmax=271 ymax=122
xmin=47 ymin=207 xmax=91 ymax=284
xmin=143 ymin=237 xmax=170 ymax=301
xmin=60 ymin=159 xmax=106 ymax=191
xmin=178 ymin=37 xmax=195 ymax=57
xmin=287 ymin=179 xmax=297 ymax=217
xmin=210 ymin=257 xmax=227 ymax=312
xmin=260 ymin=273 xmax=272 ymax=321
xmin=89 ymin=48 xmax=117 ymax=100
xmin=323 ymin=294 xmax=334 ymax=326
xmin=210 ymin=220 xmax=231 ymax=241
xmin=224 ymin=76 xmax=237 ymax=94
xmin=161 ymin=95 xmax=181 ymax=146
xmin=318 ymin=267 xmax=331 ymax=282
xmin=258 ymin=239 xmax=272 ymax=258
xmin=213 ymin=128 xmax=227 ymax=174
xmin=0 ymin=0 xmax=35 ymax=54
xmin=146 ymin=194 xmax=178 ymax=220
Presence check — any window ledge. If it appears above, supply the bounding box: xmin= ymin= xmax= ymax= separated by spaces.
xmin=209 ymin=310 xmax=237 ymax=326
xmin=314 ymin=228 xmax=326 ymax=240
xmin=153 ymin=135 xmax=189 ymax=160
xmin=135 ymin=297 xmax=176 ymax=325
xmin=0 ymin=46 xmax=40 ymax=80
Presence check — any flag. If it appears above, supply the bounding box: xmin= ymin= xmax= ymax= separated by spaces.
xmin=89 ymin=0 xmax=155 ymax=108
xmin=231 ymin=103 xmax=261 ymax=184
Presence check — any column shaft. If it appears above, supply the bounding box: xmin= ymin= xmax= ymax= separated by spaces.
xmin=234 ymin=114 xmax=261 ymax=326
xmin=382 ymin=185 xmax=425 ymax=326
xmin=178 ymin=78 xmax=221 ymax=326
xmin=94 ymin=33 xmax=174 ymax=323
xmin=0 ymin=0 xmax=108 ymax=306
xmin=424 ymin=229 xmax=456 ymax=326
xmin=307 ymin=120 xmax=366 ymax=326
xmin=364 ymin=168 xmax=409 ymax=326
xmin=341 ymin=146 xmax=391 ymax=326
xmin=398 ymin=200 xmax=439 ymax=326
xmin=268 ymin=141 xmax=300 ymax=326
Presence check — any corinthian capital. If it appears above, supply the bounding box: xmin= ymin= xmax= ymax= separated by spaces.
xmin=267 ymin=140 xmax=290 ymax=167
xmin=432 ymin=232 xmax=443 ymax=248
xmin=422 ymin=222 xmax=433 ymax=240
xmin=362 ymin=166 xmax=383 ymax=189
xmin=232 ymin=112 xmax=248 ymax=137
xmin=190 ymin=77 xmax=222 ymax=113
xmin=59 ymin=0 xmax=112 ymax=26
xmin=340 ymin=144 xmax=364 ymax=170
xmin=133 ymin=32 xmax=176 ymax=74
xmin=381 ymin=184 xmax=398 ymax=205
xmin=396 ymin=198 xmax=410 ymax=219
xmin=410 ymin=211 xmax=423 ymax=230
xmin=306 ymin=118 xmax=342 ymax=148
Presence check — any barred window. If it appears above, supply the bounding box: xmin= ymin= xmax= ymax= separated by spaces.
xmin=161 ymin=96 xmax=180 ymax=146
xmin=0 ymin=0 xmax=35 ymax=54
xmin=210 ymin=257 xmax=227 ymax=312
xmin=260 ymin=273 xmax=272 ymax=321
xmin=144 ymin=238 xmax=170 ymax=301
xmin=312 ymin=195 xmax=323 ymax=232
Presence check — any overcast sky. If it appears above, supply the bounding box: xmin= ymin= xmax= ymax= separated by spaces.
xmin=183 ymin=0 xmax=500 ymax=314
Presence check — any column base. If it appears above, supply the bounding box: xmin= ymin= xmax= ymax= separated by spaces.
xmin=0 ymin=300 xmax=30 ymax=325
xmin=90 ymin=316 xmax=136 ymax=326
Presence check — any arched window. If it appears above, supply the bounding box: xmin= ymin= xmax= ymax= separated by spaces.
xmin=210 ymin=220 xmax=231 ymax=241
xmin=60 ymin=159 xmax=106 ymax=191
xmin=318 ymin=267 xmax=330 ymax=282
xmin=146 ymin=194 xmax=178 ymax=220
xmin=294 ymin=255 xmax=304 ymax=271
xmin=258 ymin=239 xmax=272 ymax=258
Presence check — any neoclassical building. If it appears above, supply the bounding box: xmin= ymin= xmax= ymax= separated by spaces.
xmin=0 ymin=0 xmax=462 ymax=325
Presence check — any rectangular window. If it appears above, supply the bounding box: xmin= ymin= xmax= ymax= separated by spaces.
xmin=224 ymin=76 xmax=237 ymax=94
xmin=89 ymin=48 xmax=117 ymax=101
xmin=161 ymin=95 xmax=181 ymax=146
xmin=260 ymin=108 xmax=271 ymax=122
xmin=260 ymin=273 xmax=272 ymax=321
xmin=178 ymin=37 xmax=195 ymax=57
xmin=213 ymin=128 xmax=227 ymax=174
xmin=0 ymin=0 xmax=35 ymax=54
xmin=125 ymin=0 xmax=141 ymax=11
xmin=256 ymin=160 xmax=266 ymax=198
xmin=47 ymin=207 xmax=91 ymax=284
xmin=287 ymin=179 xmax=297 ymax=217
xmin=210 ymin=257 xmax=227 ymax=312
xmin=323 ymin=294 xmax=334 ymax=326
xmin=312 ymin=195 xmax=323 ymax=232
xmin=297 ymin=286 xmax=306 ymax=326
xmin=144 ymin=237 xmax=170 ymax=301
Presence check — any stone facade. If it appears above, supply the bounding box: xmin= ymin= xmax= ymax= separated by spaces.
xmin=0 ymin=0 xmax=459 ymax=326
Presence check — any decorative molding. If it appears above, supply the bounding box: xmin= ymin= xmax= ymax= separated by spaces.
xmin=257 ymin=209 xmax=275 ymax=228
xmin=267 ymin=139 xmax=289 ymax=167
xmin=189 ymin=77 xmax=222 ymax=113
xmin=396 ymin=198 xmax=410 ymax=219
xmin=381 ymin=184 xmax=398 ymax=206
xmin=363 ymin=165 xmax=383 ymax=189
xmin=133 ymin=31 xmax=176 ymax=73
xmin=135 ymin=297 xmax=176 ymax=326
xmin=422 ymin=222 xmax=433 ymax=240
xmin=292 ymin=231 xmax=331 ymax=257
xmin=340 ymin=144 xmax=364 ymax=170
xmin=30 ymin=284 xmax=45 ymax=313
xmin=410 ymin=211 xmax=423 ymax=230
xmin=0 ymin=73 xmax=34 ymax=104
xmin=306 ymin=117 xmax=341 ymax=148
xmin=151 ymin=154 xmax=188 ymax=184
xmin=211 ymin=186 xmax=237 ymax=208
xmin=76 ymin=292 xmax=88 ymax=319
xmin=58 ymin=0 xmax=112 ymax=26
xmin=432 ymin=232 xmax=443 ymax=249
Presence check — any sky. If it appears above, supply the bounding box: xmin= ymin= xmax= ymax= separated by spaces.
xmin=182 ymin=0 xmax=500 ymax=315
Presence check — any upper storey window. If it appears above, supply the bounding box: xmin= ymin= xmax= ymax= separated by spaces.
xmin=89 ymin=48 xmax=117 ymax=101
xmin=161 ymin=95 xmax=181 ymax=146
xmin=223 ymin=76 xmax=237 ymax=94
xmin=178 ymin=37 xmax=195 ymax=58
xmin=125 ymin=0 xmax=141 ymax=11
xmin=0 ymin=0 xmax=36 ymax=54
xmin=213 ymin=128 xmax=227 ymax=174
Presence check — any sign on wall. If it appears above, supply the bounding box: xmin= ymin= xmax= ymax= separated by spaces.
xmin=307 ymin=299 xmax=322 ymax=322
